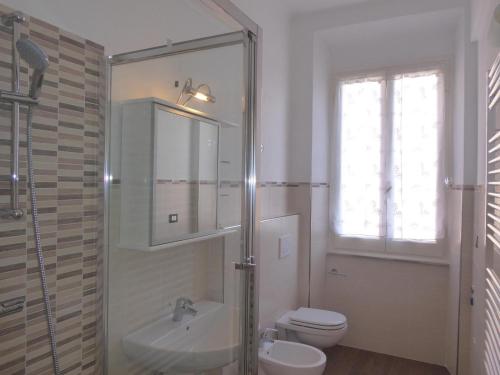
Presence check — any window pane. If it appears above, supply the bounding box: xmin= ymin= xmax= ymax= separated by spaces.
xmin=337 ymin=79 xmax=383 ymax=237
xmin=391 ymin=72 xmax=441 ymax=241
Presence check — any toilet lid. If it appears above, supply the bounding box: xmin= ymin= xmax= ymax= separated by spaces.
xmin=289 ymin=308 xmax=346 ymax=327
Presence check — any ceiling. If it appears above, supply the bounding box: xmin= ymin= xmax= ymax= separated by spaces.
xmin=319 ymin=8 xmax=460 ymax=48
xmin=1 ymin=0 xmax=239 ymax=54
xmin=318 ymin=8 xmax=460 ymax=74
xmin=280 ymin=0 xmax=372 ymax=14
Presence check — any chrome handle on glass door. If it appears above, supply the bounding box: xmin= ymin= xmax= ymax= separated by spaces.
xmin=234 ymin=256 xmax=256 ymax=271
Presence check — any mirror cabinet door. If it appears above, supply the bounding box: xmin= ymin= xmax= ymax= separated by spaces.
xmin=153 ymin=106 xmax=219 ymax=244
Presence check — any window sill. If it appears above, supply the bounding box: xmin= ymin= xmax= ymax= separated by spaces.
xmin=327 ymin=249 xmax=449 ymax=267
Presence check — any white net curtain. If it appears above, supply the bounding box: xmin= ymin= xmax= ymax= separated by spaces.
xmin=334 ymin=70 xmax=445 ymax=246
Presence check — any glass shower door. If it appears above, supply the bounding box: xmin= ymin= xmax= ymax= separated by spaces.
xmin=105 ymin=27 xmax=258 ymax=375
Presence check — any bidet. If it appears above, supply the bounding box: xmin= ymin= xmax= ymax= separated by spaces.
xmin=258 ymin=340 xmax=326 ymax=375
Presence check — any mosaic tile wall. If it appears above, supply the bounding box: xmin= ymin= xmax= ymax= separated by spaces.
xmin=0 ymin=5 xmax=105 ymax=374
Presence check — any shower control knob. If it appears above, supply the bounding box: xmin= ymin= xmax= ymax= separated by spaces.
xmin=11 ymin=209 xmax=24 ymax=219
xmin=0 ymin=208 xmax=24 ymax=219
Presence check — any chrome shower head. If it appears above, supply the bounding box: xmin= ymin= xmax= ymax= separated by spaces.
xmin=16 ymin=39 xmax=49 ymax=99
xmin=17 ymin=39 xmax=49 ymax=71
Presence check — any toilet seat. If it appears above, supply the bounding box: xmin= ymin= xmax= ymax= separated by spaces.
xmin=289 ymin=308 xmax=346 ymax=330
xmin=289 ymin=320 xmax=346 ymax=331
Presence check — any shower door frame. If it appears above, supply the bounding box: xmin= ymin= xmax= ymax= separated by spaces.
xmin=103 ymin=3 xmax=261 ymax=374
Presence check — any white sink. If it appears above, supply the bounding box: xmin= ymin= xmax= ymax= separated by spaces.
xmin=122 ymin=301 xmax=240 ymax=373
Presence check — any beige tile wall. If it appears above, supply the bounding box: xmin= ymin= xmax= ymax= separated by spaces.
xmin=325 ymin=253 xmax=449 ymax=365
xmin=154 ymin=182 xmax=199 ymax=242
xmin=0 ymin=5 xmax=105 ymax=374
xmin=259 ymin=214 xmax=300 ymax=329
xmin=309 ymin=185 xmax=329 ymax=308
xmin=257 ymin=182 xmax=314 ymax=308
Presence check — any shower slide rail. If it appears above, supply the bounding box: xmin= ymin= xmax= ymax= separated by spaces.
xmin=0 ymin=11 xmax=38 ymax=220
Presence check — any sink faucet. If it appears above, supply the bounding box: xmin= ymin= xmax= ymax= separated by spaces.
xmin=172 ymin=297 xmax=197 ymax=322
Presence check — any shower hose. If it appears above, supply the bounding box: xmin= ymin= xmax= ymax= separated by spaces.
xmin=27 ymin=105 xmax=60 ymax=375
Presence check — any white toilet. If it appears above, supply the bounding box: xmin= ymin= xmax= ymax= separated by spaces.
xmin=276 ymin=307 xmax=348 ymax=349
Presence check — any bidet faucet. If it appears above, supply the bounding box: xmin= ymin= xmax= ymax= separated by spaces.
xmin=260 ymin=328 xmax=278 ymax=346
xmin=172 ymin=297 xmax=197 ymax=322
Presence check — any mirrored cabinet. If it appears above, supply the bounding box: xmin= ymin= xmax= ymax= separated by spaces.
xmin=119 ymin=98 xmax=239 ymax=251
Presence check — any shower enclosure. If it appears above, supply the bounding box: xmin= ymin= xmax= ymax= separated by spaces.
xmin=104 ymin=4 xmax=260 ymax=375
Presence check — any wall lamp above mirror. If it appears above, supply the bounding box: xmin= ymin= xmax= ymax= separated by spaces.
xmin=177 ymin=77 xmax=216 ymax=106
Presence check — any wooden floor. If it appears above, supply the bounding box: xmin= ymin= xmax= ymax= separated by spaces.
xmin=324 ymin=346 xmax=450 ymax=375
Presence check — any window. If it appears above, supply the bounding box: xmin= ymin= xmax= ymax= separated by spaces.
xmin=337 ymin=78 xmax=384 ymax=238
xmin=333 ymin=69 xmax=445 ymax=253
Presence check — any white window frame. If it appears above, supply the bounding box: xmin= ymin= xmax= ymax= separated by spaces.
xmin=330 ymin=62 xmax=451 ymax=260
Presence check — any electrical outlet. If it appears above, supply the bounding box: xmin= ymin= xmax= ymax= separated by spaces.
xmin=168 ymin=213 xmax=178 ymax=223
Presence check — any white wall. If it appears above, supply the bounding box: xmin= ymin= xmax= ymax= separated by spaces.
xmin=289 ymin=0 xmax=468 ymax=184
xmin=324 ymin=7 xmax=459 ymax=185
xmin=454 ymin=19 xmax=467 ymax=187
xmin=312 ymin=37 xmax=331 ymax=184
xmin=231 ymin=0 xmax=292 ymax=182
xmin=110 ymin=44 xmax=244 ymax=179
xmin=453 ymin=9 xmax=479 ymax=187
xmin=230 ymin=0 xmax=317 ymax=320
xmin=315 ymin=9 xmax=473 ymax=373
xmin=309 ymin=37 xmax=331 ymax=307
xmin=290 ymin=0 xmax=470 ymax=367
xmin=111 ymin=45 xmax=244 ymax=127
xmin=324 ymin=10 xmax=458 ymax=77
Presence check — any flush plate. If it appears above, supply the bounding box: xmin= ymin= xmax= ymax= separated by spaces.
xmin=279 ymin=235 xmax=291 ymax=259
